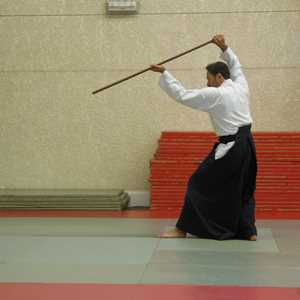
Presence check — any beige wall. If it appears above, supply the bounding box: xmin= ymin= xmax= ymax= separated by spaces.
xmin=1 ymin=1 xmax=299 ymax=190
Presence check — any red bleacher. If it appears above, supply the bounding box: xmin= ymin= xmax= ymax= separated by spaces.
xmin=149 ymin=132 xmax=300 ymax=219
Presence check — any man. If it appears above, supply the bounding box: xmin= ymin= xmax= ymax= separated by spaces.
xmin=150 ymin=34 xmax=257 ymax=241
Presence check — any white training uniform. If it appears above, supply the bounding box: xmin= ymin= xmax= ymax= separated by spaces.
xmin=159 ymin=47 xmax=253 ymax=160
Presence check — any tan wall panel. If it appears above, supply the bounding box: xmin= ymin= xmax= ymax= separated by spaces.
xmin=1 ymin=0 xmax=299 ymax=15
xmin=0 ymin=13 xmax=299 ymax=70
xmin=0 ymin=68 xmax=299 ymax=189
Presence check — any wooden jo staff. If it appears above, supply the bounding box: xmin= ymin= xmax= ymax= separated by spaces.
xmin=92 ymin=39 xmax=213 ymax=95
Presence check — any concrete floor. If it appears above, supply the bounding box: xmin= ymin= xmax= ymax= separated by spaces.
xmin=0 ymin=218 xmax=299 ymax=288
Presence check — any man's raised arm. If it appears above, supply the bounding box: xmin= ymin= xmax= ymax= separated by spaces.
xmin=213 ymin=35 xmax=249 ymax=91
xmin=149 ymin=64 xmax=220 ymax=112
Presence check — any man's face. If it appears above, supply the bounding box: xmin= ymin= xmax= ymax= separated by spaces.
xmin=206 ymin=72 xmax=223 ymax=87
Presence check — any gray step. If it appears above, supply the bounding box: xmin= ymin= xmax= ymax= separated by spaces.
xmin=0 ymin=189 xmax=130 ymax=211
xmin=0 ymin=193 xmax=129 ymax=203
xmin=0 ymin=189 xmax=124 ymax=197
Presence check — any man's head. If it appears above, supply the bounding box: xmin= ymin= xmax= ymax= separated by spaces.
xmin=206 ymin=61 xmax=230 ymax=87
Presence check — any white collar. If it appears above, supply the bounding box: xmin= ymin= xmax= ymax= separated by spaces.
xmin=219 ymin=79 xmax=233 ymax=87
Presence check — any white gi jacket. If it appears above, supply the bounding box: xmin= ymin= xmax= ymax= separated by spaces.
xmin=159 ymin=47 xmax=253 ymax=160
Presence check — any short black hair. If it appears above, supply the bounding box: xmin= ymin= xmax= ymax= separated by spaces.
xmin=206 ymin=61 xmax=230 ymax=79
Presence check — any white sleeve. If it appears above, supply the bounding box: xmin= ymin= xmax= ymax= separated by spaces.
xmin=159 ymin=70 xmax=221 ymax=112
xmin=220 ymin=47 xmax=249 ymax=91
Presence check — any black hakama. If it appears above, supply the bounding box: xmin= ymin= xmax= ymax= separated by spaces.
xmin=176 ymin=124 xmax=257 ymax=240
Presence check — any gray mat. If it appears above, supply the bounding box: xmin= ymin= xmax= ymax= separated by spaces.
xmin=0 ymin=189 xmax=130 ymax=211
xmin=0 ymin=189 xmax=124 ymax=197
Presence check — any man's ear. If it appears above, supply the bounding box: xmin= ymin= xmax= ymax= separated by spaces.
xmin=216 ymin=73 xmax=224 ymax=81
xmin=216 ymin=73 xmax=222 ymax=79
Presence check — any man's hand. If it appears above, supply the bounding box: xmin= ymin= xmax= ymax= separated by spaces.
xmin=150 ymin=64 xmax=166 ymax=73
xmin=212 ymin=34 xmax=228 ymax=52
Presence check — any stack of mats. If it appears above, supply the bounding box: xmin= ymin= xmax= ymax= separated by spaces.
xmin=149 ymin=131 xmax=300 ymax=214
xmin=0 ymin=189 xmax=130 ymax=211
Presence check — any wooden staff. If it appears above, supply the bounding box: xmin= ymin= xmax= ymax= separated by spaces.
xmin=92 ymin=39 xmax=213 ymax=95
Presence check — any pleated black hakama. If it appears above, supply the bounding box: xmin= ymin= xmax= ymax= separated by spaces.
xmin=176 ymin=124 xmax=257 ymax=240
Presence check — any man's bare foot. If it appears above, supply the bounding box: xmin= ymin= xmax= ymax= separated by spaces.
xmin=248 ymin=235 xmax=257 ymax=241
xmin=160 ymin=227 xmax=186 ymax=238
